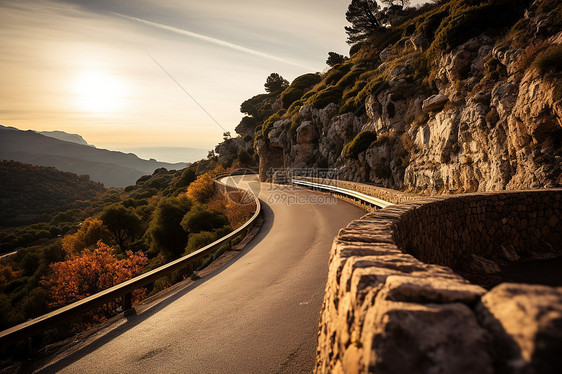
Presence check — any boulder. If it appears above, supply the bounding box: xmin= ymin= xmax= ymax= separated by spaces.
xmin=296 ymin=121 xmax=318 ymax=144
xmin=422 ymin=94 xmax=449 ymax=113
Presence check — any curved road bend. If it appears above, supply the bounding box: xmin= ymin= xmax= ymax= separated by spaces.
xmin=34 ymin=175 xmax=365 ymax=374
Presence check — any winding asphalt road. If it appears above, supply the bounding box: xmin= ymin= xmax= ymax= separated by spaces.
xmin=34 ymin=175 xmax=364 ymax=373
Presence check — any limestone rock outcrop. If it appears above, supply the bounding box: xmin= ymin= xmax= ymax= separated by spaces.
xmin=255 ymin=3 xmax=561 ymax=193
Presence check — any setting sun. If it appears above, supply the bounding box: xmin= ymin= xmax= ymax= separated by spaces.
xmin=74 ymin=70 xmax=128 ymax=113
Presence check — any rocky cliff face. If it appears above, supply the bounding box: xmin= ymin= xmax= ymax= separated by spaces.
xmin=255 ymin=0 xmax=561 ymax=193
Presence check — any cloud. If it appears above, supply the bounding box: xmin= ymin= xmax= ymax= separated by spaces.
xmin=114 ymin=12 xmax=316 ymax=71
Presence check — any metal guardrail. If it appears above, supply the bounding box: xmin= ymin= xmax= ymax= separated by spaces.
xmin=292 ymin=179 xmax=393 ymax=209
xmin=0 ymin=171 xmax=261 ymax=348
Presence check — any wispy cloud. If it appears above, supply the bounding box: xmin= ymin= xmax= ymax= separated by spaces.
xmin=113 ymin=12 xmax=316 ymax=71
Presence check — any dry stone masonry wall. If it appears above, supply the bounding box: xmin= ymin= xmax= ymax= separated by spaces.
xmin=316 ymin=189 xmax=562 ymax=374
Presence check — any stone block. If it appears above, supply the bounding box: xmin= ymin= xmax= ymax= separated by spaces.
xmin=383 ymin=274 xmax=486 ymax=304
xmin=476 ymin=283 xmax=562 ymax=374
xmin=363 ymin=299 xmax=493 ymax=374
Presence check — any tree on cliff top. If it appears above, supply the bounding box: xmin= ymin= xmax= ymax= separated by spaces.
xmin=345 ymin=0 xmax=383 ymax=44
xmin=326 ymin=52 xmax=348 ymax=67
xmin=264 ymin=73 xmax=289 ymax=93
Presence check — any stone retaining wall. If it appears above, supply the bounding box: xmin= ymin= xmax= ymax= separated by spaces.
xmin=316 ymin=189 xmax=562 ymax=374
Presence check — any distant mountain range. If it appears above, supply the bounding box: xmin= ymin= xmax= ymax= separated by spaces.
xmin=0 ymin=125 xmax=188 ymax=187
xmin=38 ymin=130 xmax=91 ymax=146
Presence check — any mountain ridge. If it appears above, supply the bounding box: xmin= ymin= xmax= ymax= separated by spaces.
xmin=38 ymin=130 xmax=90 ymax=146
xmin=0 ymin=125 xmax=188 ymax=187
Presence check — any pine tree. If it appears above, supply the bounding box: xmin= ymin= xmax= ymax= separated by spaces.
xmin=345 ymin=0 xmax=382 ymax=45
xmin=264 ymin=73 xmax=289 ymax=93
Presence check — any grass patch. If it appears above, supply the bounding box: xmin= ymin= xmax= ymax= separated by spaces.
xmin=260 ymin=110 xmax=285 ymax=138
xmin=305 ymin=85 xmax=343 ymax=109
xmin=342 ymin=130 xmax=377 ymax=159
xmin=324 ymin=65 xmax=351 ymax=85
xmin=533 ymin=44 xmax=562 ymax=74
xmin=429 ymin=0 xmax=528 ymax=54
xmin=336 ymin=68 xmax=365 ymax=90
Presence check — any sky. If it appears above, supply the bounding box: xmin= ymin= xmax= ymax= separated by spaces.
xmin=0 ymin=0 xmax=426 ymax=162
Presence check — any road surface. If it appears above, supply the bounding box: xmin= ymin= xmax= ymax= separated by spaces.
xmin=34 ymin=175 xmax=365 ymax=374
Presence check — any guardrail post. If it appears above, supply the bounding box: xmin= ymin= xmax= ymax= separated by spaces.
xmin=122 ymin=292 xmax=135 ymax=317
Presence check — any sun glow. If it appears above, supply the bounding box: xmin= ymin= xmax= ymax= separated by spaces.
xmin=74 ymin=70 xmax=128 ymax=113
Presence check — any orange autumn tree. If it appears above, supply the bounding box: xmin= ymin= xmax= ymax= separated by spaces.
xmin=186 ymin=173 xmax=215 ymax=203
xmin=42 ymin=241 xmax=148 ymax=314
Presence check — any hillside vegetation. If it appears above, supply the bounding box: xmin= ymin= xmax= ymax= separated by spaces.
xmin=0 ymin=158 xmax=255 ymax=362
xmin=0 ymin=161 xmax=105 ymax=227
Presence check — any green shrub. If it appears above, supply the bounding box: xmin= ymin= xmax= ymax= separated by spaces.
xmin=339 ymin=98 xmax=360 ymax=114
xmin=280 ymin=74 xmax=321 ymax=111
xmin=290 ymin=113 xmax=301 ymax=134
xmin=136 ymin=175 xmax=151 ymax=184
xmin=287 ymin=99 xmax=304 ymax=116
xmin=261 ymin=109 xmax=285 ymax=137
xmin=356 ymin=76 xmax=386 ymax=104
xmin=324 ymin=65 xmax=350 ymax=85
xmin=184 ymin=226 xmax=232 ymax=254
xmin=306 ymin=86 xmax=343 ymax=109
xmin=342 ymin=80 xmax=367 ymax=101
xmin=280 ymin=87 xmax=304 ymax=109
xmin=146 ymin=195 xmax=193 ymax=260
xmin=291 ymin=73 xmax=322 ymax=90
xmin=533 ymin=44 xmax=562 ymax=74
xmin=235 ymin=116 xmax=259 ymax=137
xmin=351 ymin=28 xmax=401 ymax=62
xmin=301 ymin=89 xmax=319 ymax=101
xmin=185 ymin=231 xmax=217 ymax=253
xmin=343 ymin=130 xmax=378 ymax=159
xmin=258 ymin=97 xmax=278 ymax=120
xmin=336 ymin=68 xmax=365 ymax=89
xmin=339 ymin=79 xmax=373 ymax=114
xmin=180 ymin=205 xmax=229 ymax=234
xmin=240 ymin=93 xmax=271 ymax=118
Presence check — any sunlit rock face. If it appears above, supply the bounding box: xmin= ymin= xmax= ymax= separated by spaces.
xmin=257 ymin=5 xmax=561 ymax=192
